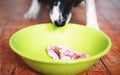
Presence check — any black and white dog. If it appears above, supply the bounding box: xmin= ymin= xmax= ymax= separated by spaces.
xmin=24 ymin=0 xmax=100 ymax=30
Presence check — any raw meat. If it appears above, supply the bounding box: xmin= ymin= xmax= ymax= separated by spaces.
xmin=47 ymin=46 xmax=89 ymax=60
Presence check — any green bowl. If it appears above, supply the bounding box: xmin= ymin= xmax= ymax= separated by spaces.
xmin=9 ymin=23 xmax=112 ymax=75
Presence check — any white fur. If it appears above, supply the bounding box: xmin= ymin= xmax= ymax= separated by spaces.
xmin=80 ymin=1 xmax=85 ymax=6
xmin=50 ymin=1 xmax=72 ymax=25
xmin=50 ymin=1 xmax=62 ymax=22
xmin=85 ymin=0 xmax=100 ymax=30
xmin=24 ymin=0 xmax=41 ymax=20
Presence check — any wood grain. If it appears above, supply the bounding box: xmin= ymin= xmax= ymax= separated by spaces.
xmin=96 ymin=0 xmax=120 ymax=75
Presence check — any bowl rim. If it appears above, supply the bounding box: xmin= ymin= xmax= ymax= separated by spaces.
xmin=9 ymin=23 xmax=112 ymax=64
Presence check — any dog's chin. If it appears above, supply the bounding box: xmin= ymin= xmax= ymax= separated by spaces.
xmin=50 ymin=13 xmax=72 ymax=27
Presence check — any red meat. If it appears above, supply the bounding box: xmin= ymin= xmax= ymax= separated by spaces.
xmin=47 ymin=46 xmax=89 ymax=60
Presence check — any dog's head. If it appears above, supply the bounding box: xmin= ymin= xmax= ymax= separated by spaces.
xmin=49 ymin=0 xmax=83 ymax=27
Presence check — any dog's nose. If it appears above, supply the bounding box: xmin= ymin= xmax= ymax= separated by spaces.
xmin=54 ymin=21 xmax=66 ymax=27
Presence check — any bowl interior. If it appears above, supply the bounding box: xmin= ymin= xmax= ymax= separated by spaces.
xmin=9 ymin=23 xmax=111 ymax=63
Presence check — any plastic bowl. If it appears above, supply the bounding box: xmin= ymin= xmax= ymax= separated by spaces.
xmin=9 ymin=23 xmax=112 ymax=75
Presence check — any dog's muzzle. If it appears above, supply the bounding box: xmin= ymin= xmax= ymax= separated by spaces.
xmin=50 ymin=11 xmax=72 ymax=27
xmin=49 ymin=1 xmax=72 ymax=27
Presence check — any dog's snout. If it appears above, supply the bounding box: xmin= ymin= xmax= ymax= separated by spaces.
xmin=54 ymin=21 xmax=66 ymax=27
xmin=50 ymin=1 xmax=72 ymax=27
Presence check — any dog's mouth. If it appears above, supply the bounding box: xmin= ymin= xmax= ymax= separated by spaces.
xmin=49 ymin=1 xmax=72 ymax=27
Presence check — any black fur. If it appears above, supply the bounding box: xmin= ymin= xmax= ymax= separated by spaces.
xmin=37 ymin=0 xmax=83 ymax=7
xmin=37 ymin=0 xmax=84 ymax=27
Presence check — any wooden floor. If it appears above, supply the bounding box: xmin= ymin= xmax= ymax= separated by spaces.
xmin=0 ymin=0 xmax=120 ymax=75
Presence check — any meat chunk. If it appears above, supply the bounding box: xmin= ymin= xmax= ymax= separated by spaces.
xmin=47 ymin=46 xmax=89 ymax=60
xmin=47 ymin=46 xmax=90 ymax=60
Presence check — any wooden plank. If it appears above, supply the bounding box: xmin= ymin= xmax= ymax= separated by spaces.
xmin=96 ymin=0 xmax=120 ymax=32
xmin=0 ymin=0 xmax=15 ymax=37
xmin=98 ymin=17 xmax=120 ymax=75
xmin=96 ymin=0 xmax=120 ymax=75
xmin=70 ymin=5 xmax=86 ymax=25
xmin=0 ymin=38 xmax=2 ymax=75
xmin=0 ymin=0 xmax=18 ymax=75
xmin=0 ymin=0 xmax=43 ymax=75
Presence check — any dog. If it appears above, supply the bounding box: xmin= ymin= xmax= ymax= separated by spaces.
xmin=24 ymin=0 xmax=100 ymax=30
xmin=24 ymin=0 xmax=84 ymax=27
